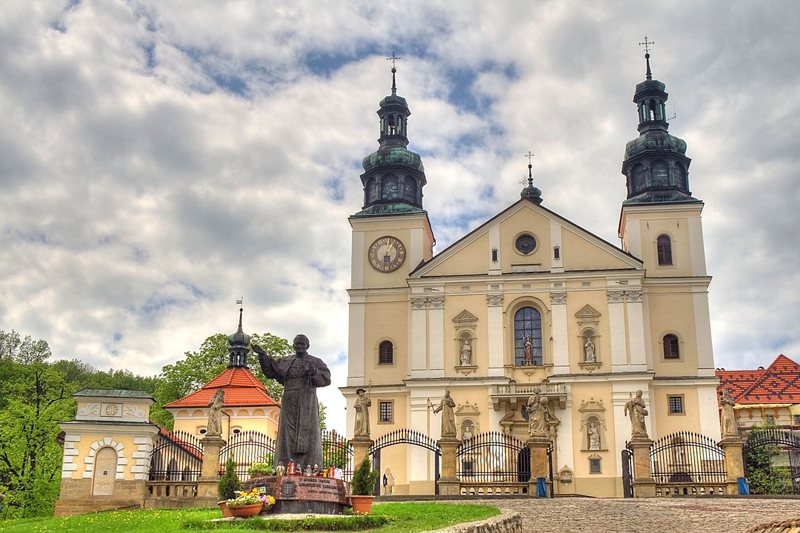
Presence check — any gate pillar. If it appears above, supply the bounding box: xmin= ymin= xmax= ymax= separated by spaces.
xmin=628 ymin=436 xmax=655 ymax=498
xmin=527 ymin=436 xmax=551 ymax=497
xmin=437 ymin=436 xmax=461 ymax=495
xmin=350 ymin=435 xmax=373 ymax=470
xmin=719 ymin=435 xmax=745 ymax=495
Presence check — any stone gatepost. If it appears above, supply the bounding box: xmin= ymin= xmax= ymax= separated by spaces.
xmin=628 ymin=436 xmax=656 ymax=498
xmin=197 ymin=435 xmax=226 ymax=501
xmin=719 ymin=436 xmax=745 ymax=495
xmin=437 ymin=436 xmax=461 ymax=495
xmin=350 ymin=435 xmax=373 ymax=471
xmin=527 ymin=436 xmax=551 ymax=497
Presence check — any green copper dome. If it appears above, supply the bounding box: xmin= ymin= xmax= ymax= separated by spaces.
xmin=362 ymin=146 xmax=424 ymax=173
xmin=624 ymin=131 xmax=686 ymax=160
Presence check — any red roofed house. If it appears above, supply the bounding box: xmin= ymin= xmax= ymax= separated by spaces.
xmin=716 ymin=354 xmax=800 ymax=432
xmin=164 ymin=312 xmax=280 ymax=440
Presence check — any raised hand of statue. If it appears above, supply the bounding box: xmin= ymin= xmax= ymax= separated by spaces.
xmin=252 ymin=343 xmax=270 ymax=359
xmin=305 ymin=363 xmax=317 ymax=376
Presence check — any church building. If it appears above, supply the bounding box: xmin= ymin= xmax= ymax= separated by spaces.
xmin=342 ymin=54 xmax=720 ymax=497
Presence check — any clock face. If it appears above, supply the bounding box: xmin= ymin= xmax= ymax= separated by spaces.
xmin=368 ymin=236 xmax=406 ymax=272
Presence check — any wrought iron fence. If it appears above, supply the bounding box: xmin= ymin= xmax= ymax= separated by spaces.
xmin=650 ymin=431 xmax=726 ymax=484
xmin=220 ymin=430 xmax=276 ymax=480
xmin=149 ymin=430 xmax=204 ymax=481
xmin=322 ymin=430 xmax=354 ymax=480
xmin=457 ymin=431 xmax=530 ymax=483
xmin=743 ymin=428 xmax=800 ymax=494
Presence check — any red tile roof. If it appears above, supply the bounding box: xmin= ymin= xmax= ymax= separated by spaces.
xmin=716 ymin=354 xmax=800 ymax=405
xmin=164 ymin=367 xmax=279 ymax=409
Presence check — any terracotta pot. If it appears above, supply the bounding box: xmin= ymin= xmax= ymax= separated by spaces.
xmin=218 ymin=501 xmax=233 ymax=518
xmin=350 ymin=494 xmax=374 ymax=515
xmin=228 ymin=502 xmax=263 ymax=518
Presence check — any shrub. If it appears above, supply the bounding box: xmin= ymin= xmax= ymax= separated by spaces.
xmin=218 ymin=455 xmax=241 ymax=500
xmin=350 ymin=456 xmax=379 ymax=496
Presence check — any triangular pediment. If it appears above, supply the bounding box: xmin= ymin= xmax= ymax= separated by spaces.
xmin=575 ymin=304 xmax=602 ymax=325
xmin=411 ymin=199 xmax=641 ymax=278
xmin=452 ymin=309 xmax=478 ymax=324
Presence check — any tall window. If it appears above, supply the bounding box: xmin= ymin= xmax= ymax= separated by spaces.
xmin=668 ymin=395 xmax=684 ymax=414
xmin=657 ymin=235 xmax=673 ymax=265
xmin=379 ymin=341 xmax=394 ymax=365
xmin=514 ymin=307 xmax=542 ymax=366
xmin=663 ymin=334 xmax=680 ymax=359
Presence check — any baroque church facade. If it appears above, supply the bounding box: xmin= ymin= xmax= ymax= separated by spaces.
xmin=342 ymin=57 xmax=720 ymax=497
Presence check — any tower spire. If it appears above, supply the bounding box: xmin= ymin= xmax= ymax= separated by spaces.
xmin=520 ymin=150 xmax=542 ymax=204
xmin=387 ymin=53 xmax=401 ymax=95
xmin=227 ymin=299 xmax=250 ymax=367
xmin=639 ymin=36 xmax=654 ymax=80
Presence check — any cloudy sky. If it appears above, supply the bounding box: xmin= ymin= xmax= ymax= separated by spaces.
xmin=2 ymin=1 xmax=799 ymax=432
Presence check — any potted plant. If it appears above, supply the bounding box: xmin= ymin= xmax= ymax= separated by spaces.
xmin=218 ymin=455 xmax=241 ymax=517
xmin=226 ymin=489 xmax=266 ymax=518
xmin=349 ymin=456 xmax=379 ymax=514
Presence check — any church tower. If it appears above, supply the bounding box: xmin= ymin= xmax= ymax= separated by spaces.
xmin=347 ymin=61 xmax=435 ymax=388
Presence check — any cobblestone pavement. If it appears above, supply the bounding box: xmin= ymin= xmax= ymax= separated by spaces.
xmin=473 ymin=497 xmax=800 ymax=533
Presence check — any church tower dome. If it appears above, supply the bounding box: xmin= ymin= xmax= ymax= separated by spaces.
xmin=354 ymin=58 xmax=427 ymax=217
xmin=227 ymin=305 xmax=250 ymax=368
xmin=621 ymin=43 xmax=699 ymax=205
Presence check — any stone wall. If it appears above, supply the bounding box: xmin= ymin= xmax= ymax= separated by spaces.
xmin=426 ymin=509 xmax=522 ymax=533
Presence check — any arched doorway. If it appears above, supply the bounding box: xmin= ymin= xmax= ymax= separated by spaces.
xmin=92 ymin=447 xmax=118 ymax=496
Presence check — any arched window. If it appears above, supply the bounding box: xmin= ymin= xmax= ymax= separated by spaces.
xmin=367 ymin=178 xmax=378 ymax=204
xmin=657 ymin=235 xmax=673 ymax=265
xmin=663 ymin=334 xmax=680 ymax=359
xmin=402 ymin=177 xmax=417 ymax=203
xmin=382 ymin=175 xmax=399 ymax=200
xmin=379 ymin=341 xmax=394 ymax=365
xmin=651 ymin=160 xmax=669 ymax=187
xmin=632 ymin=164 xmax=646 ymax=192
xmin=514 ymin=307 xmax=542 ymax=366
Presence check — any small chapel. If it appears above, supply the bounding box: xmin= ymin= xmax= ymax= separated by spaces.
xmin=342 ymin=52 xmax=721 ymax=498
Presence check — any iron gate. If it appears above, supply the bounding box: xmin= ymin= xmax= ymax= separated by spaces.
xmin=457 ymin=431 xmax=530 ymax=495
xmin=650 ymin=431 xmax=726 ymax=484
xmin=149 ymin=430 xmax=203 ymax=481
xmin=370 ymin=429 xmax=441 ymax=496
xmin=220 ymin=430 xmax=276 ymax=480
xmin=743 ymin=428 xmax=800 ymax=494
xmin=621 ymin=443 xmax=633 ymax=498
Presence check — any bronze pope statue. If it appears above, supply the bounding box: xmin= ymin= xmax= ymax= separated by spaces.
xmin=253 ymin=334 xmax=331 ymax=469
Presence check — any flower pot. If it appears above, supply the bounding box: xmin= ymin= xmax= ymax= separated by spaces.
xmin=228 ymin=502 xmax=263 ymax=518
xmin=218 ymin=501 xmax=233 ymax=518
xmin=350 ymin=494 xmax=374 ymax=514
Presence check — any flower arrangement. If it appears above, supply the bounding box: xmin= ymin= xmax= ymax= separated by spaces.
xmin=226 ymin=489 xmax=263 ymax=508
xmin=261 ymin=494 xmax=276 ymax=510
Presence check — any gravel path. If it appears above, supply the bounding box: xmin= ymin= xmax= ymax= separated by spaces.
xmin=472 ymin=497 xmax=800 ymax=533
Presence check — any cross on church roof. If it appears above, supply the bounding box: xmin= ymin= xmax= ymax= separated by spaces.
xmin=386 ymin=53 xmax=401 ymax=94
xmin=639 ymin=36 xmax=655 ymax=80
xmin=386 ymin=53 xmax=401 ymax=69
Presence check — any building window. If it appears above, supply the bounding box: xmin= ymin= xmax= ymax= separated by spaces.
xmin=766 ymin=415 xmax=775 ymax=424
xmin=589 ymin=458 xmax=601 ymax=474
xmin=663 ymin=334 xmax=680 ymax=359
xmin=379 ymin=401 xmax=393 ymax=423
xmin=668 ymin=395 xmax=684 ymax=415
xmin=794 ymin=415 xmax=800 ymax=425
xmin=515 ymin=307 xmax=543 ymax=366
xmin=657 ymin=235 xmax=673 ymax=265
xmin=379 ymin=341 xmax=394 ymax=365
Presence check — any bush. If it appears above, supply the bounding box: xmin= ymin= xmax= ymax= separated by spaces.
xmin=350 ymin=456 xmax=379 ymax=496
xmin=218 ymin=455 xmax=241 ymax=500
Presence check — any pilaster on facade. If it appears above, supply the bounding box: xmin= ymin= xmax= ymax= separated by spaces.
xmin=611 ymin=385 xmax=653 ymax=476
xmin=347 ymin=294 xmax=366 ymax=387
xmin=550 ymin=291 xmax=569 ymax=375
xmin=486 ymin=292 xmax=504 ymax=377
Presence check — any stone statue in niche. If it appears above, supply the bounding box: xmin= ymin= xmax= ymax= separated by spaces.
xmin=206 ymin=389 xmax=225 ymax=437
xmin=624 ymin=390 xmax=649 ymax=438
xmin=720 ymin=388 xmax=739 ymax=437
xmin=460 ymin=339 xmax=472 ymax=366
xmin=588 ymin=422 xmax=600 ymax=450
xmin=584 ymin=337 xmax=596 ymax=363
xmin=461 ymin=423 xmax=473 ymax=441
xmin=523 ymin=336 xmax=533 ymax=365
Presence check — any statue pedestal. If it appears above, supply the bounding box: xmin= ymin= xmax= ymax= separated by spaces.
xmin=437 ymin=437 xmax=461 ymax=495
xmin=719 ymin=435 xmax=745 ymax=495
xmin=243 ymin=475 xmax=349 ymax=514
xmin=527 ymin=436 xmax=551 ymax=497
xmin=628 ymin=436 xmax=655 ymax=498
xmin=350 ymin=435 xmax=373 ymax=469
xmin=199 ymin=435 xmax=226 ymax=481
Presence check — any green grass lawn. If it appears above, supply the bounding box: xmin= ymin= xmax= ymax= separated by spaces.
xmin=0 ymin=503 xmax=499 ymax=533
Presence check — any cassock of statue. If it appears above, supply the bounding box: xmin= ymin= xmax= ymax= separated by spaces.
xmin=254 ymin=334 xmax=331 ymax=469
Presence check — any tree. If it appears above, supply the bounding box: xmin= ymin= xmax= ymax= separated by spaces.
xmin=745 ymin=422 xmax=793 ymax=495
xmin=151 ymin=332 xmax=291 ymax=429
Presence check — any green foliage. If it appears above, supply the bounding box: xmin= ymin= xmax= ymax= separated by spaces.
xmin=152 ymin=333 xmax=291 ymax=429
xmin=184 ymin=513 xmax=391 ymax=530
xmin=350 ymin=456 xmax=379 ymax=496
xmin=218 ymin=455 xmax=241 ymax=500
xmin=745 ymin=422 xmax=794 ymax=495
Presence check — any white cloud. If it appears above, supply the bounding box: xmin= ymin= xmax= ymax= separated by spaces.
xmin=2 ymin=1 xmax=799 ymax=433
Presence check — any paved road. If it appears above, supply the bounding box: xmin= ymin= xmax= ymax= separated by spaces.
xmin=472 ymin=497 xmax=800 ymax=533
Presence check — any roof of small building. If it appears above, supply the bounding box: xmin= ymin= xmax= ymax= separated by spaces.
xmin=164 ymin=367 xmax=279 ymax=409
xmin=73 ymin=389 xmax=154 ymax=400
xmin=716 ymin=354 xmax=800 ymax=405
